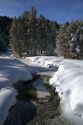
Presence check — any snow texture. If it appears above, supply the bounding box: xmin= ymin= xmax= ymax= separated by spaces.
xmin=26 ymin=56 xmax=63 ymax=69
xmin=27 ymin=56 xmax=83 ymax=124
xmin=1 ymin=54 xmax=83 ymax=125
xmin=0 ymin=56 xmax=32 ymax=125
xmin=33 ymin=78 xmax=50 ymax=98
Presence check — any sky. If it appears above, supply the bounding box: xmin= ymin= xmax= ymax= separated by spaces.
xmin=0 ymin=0 xmax=83 ymax=23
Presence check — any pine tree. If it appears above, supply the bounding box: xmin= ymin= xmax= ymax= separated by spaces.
xmin=0 ymin=32 xmax=6 ymax=52
xmin=56 ymin=23 xmax=70 ymax=58
xmin=29 ymin=6 xmax=37 ymax=55
xmin=0 ymin=16 xmax=12 ymax=52
xmin=38 ymin=14 xmax=47 ymax=55
xmin=10 ymin=17 xmax=22 ymax=57
xmin=10 ymin=7 xmax=59 ymax=57
xmin=67 ymin=20 xmax=83 ymax=58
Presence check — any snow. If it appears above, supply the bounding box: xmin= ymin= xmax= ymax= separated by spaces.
xmin=27 ymin=56 xmax=83 ymax=124
xmin=0 ymin=56 xmax=33 ymax=125
xmin=33 ymin=78 xmax=50 ymax=98
xmin=50 ymin=60 xmax=83 ymax=124
xmin=1 ymin=54 xmax=83 ymax=125
xmin=0 ymin=55 xmax=55 ymax=125
xmin=26 ymin=56 xmax=63 ymax=69
xmin=0 ymin=88 xmax=17 ymax=125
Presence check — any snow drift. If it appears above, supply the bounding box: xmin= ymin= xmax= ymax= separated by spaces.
xmin=0 ymin=56 xmax=32 ymax=125
xmin=50 ymin=60 xmax=83 ymax=124
xmin=27 ymin=56 xmax=83 ymax=124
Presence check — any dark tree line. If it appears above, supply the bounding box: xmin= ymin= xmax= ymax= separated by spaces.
xmin=0 ymin=7 xmax=83 ymax=59
xmin=10 ymin=7 xmax=59 ymax=57
xmin=0 ymin=16 xmax=12 ymax=52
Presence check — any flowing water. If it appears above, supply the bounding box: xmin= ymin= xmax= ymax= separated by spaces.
xmin=4 ymin=74 xmax=70 ymax=125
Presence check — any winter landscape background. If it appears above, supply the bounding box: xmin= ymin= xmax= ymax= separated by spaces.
xmin=0 ymin=0 xmax=83 ymax=125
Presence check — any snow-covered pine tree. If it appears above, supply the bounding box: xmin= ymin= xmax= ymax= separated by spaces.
xmin=56 ymin=23 xmax=70 ymax=58
xmin=10 ymin=17 xmax=22 ymax=57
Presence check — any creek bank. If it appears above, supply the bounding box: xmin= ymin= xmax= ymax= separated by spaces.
xmin=4 ymin=74 xmax=70 ymax=125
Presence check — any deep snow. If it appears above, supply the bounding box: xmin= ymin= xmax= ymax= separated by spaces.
xmin=1 ymin=55 xmax=83 ymax=125
xmin=27 ymin=56 xmax=83 ymax=125
xmin=0 ymin=56 xmax=33 ymax=125
xmin=0 ymin=55 xmax=53 ymax=125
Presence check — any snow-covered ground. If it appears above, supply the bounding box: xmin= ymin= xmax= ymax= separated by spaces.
xmin=0 ymin=56 xmax=33 ymax=125
xmin=1 ymin=55 xmax=83 ymax=125
xmin=26 ymin=56 xmax=62 ymax=68
xmin=33 ymin=78 xmax=50 ymax=98
xmin=0 ymin=55 xmax=53 ymax=125
xmin=26 ymin=56 xmax=83 ymax=125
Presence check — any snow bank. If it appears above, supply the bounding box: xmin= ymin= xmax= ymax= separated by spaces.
xmin=0 ymin=88 xmax=17 ymax=125
xmin=26 ymin=56 xmax=63 ymax=69
xmin=50 ymin=59 xmax=83 ymax=124
xmin=27 ymin=56 xmax=83 ymax=124
xmin=0 ymin=56 xmax=32 ymax=125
